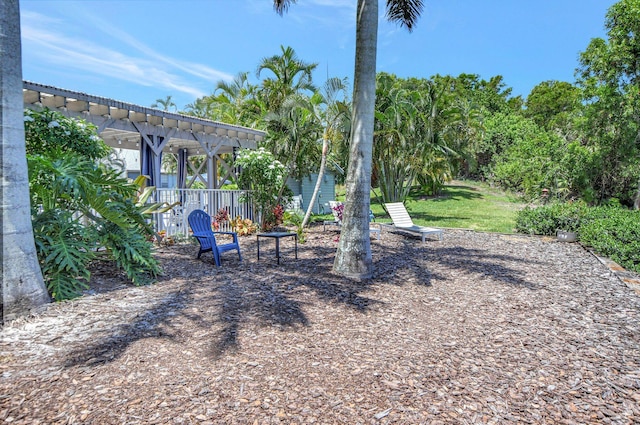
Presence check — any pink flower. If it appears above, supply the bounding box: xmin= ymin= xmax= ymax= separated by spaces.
xmin=331 ymin=203 xmax=344 ymax=221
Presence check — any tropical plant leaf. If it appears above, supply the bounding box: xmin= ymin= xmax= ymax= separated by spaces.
xmin=32 ymin=210 xmax=93 ymax=301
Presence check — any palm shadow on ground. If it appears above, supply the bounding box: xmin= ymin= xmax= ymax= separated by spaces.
xmin=63 ymin=229 xmax=543 ymax=367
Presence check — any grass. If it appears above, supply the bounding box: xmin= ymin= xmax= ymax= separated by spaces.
xmin=318 ymin=180 xmax=526 ymax=234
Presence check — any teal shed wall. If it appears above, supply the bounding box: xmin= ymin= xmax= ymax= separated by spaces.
xmin=286 ymin=172 xmax=336 ymax=214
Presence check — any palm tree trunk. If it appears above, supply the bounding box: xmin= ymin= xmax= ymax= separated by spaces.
xmin=333 ymin=0 xmax=377 ymax=279
xmin=301 ymin=134 xmax=329 ymax=228
xmin=1 ymin=0 xmax=51 ymax=322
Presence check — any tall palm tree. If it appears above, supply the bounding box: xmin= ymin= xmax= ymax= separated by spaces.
xmin=1 ymin=0 xmax=51 ymax=321
xmin=263 ymin=93 xmax=323 ymax=202
xmin=257 ymin=45 xmax=318 ymax=111
xmin=301 ymin=77 xmax=350 ymax=228
xmin=272 ymin=0 xmax=424 ymax=279
xmin=213 ymin=72 xmax=264 ymax=127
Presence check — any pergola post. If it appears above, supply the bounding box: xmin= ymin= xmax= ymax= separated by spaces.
xmin=207 ymin=154 xmax=216 ymax=190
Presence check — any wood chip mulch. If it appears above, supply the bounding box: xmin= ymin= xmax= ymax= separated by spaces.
xmin=2 ymin=226 xmax=640 ymax=424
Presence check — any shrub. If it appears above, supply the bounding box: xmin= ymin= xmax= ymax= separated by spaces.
xmin=234 ymin=148 xmax=289 ymax=231
xmin=25 ymin=108 xmax=110 ymax=159
xmin=32 ymin=210 xmax=93 ymax=300
xmin=231 ymin=216 xmax=258 ymax=236
xmin=579 ymin=208 xmax=640 ymax=273
xmin=516 ymin=203 xmax=640 ymax=273
xmin=26 ymin=108 xmax=160 ymax=301
xmin=263 ymin=204 xmax=285 ymax=231
xmin=515 ymin=202 xmax=587 ymax=235
xmin=283 ymin=210 xmax=306 ymax=243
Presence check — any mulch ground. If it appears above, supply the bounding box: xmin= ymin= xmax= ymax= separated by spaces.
xmin=1 ymin=226 xmax=640 ymax=424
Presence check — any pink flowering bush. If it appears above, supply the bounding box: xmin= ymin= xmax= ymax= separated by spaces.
xmin=331 ymin=203 xmax=344 ymax=222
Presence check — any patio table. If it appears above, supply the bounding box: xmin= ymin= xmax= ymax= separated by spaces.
xmin=256 ymin=232 xmax=298 ymax=265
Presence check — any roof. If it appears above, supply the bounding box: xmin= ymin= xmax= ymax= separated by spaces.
xmin=22 ymin=81 xmax=265 ymax=156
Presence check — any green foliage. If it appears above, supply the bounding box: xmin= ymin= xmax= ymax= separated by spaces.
xmin=488 ymin=115 xmax=580 ymax=199
xmin=151 ymin=95 xmax=177 ymax=111
xmin=579 ymin=208 xmax=640 ymax=273
xmin=374 ymin=73 xmax=456 ymax=203
xmin=524 ymin=80 xmax=582 ymax=133
xmin=263 ymin=93 xmax=323 ymax=181
xmin=516 ymin=202 xmax=640 ymax=274
xmin=235 ymin=148 xmax=290 ymax=230
xmin=32 ymin=210 xmax=93 ymax=301
xmin=283 ymin=210 xmax=306 ymax=243
xmin=24 ymin=108 xmax=110 ymax=159
xmin=97 ymin=222 xmax=160 ymax=286
xmin=257 ymin=45 xmax=318 ymax=111
xmin=515 ymin=202 xmax=588 ymax=235
xmin=576 ymin=0 xmax=640 ymax=206
xmin=26 ymin=108 xmax=160 ymax=301
xmin=221 ymin=182 xmax=239 ymax=190
xmin=132 ymin=175 xmax=180 ymax=216
xmin=184 ymin=72 xmax=264 ymax=126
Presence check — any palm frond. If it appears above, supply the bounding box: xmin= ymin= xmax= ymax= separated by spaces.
xmin=273 ymin=0 xmax=296 ymax=16
xmin=386 ymin=0 xmax=424 ymax=31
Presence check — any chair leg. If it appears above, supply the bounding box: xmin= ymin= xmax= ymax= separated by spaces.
xmin=237 ymin=249 xmax=242 ymax=263
xmin=212 ymin=250 xmax=221 ymax=267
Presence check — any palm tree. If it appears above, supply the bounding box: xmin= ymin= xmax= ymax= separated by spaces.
xmin=1 ymin=0 xmax=51 ymax=321
xmin=151 ymin=95 xmax=177 ymax=111
xmin=301 ymin=77 xmax=350 ymax=228
xmin=213 ymin=72 xmax=264 ymax=126
xmin=374 ymin=74 xmax=418 ymax=202
xmin=272 ymin=0 xmax=424 ymax=279
xmin=183 ymin=97 xmax=214 ymax=118
xmin=263 ymin=93 xmax=323 ymax=202
xmin=257 ymin=45 xmax=318 ymax=111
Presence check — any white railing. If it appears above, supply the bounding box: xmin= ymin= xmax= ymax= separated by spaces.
xmin=154 ymin=189 xmax=256 ymax=237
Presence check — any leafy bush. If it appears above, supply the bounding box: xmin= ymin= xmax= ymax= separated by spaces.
xmin=26 ymin=108 xmax=160 ymax=301
xmin=579 ymin=208 xmax=640 ymax=273
xmin=516 ymin=203 xmax=640 ymax=273
xmin=25 ymin=108 xmax=110 ymax=159
xmin=98 ymin=222 xmax=160 ymax=286
xmin=234 ymin=147 xmax=290 ymax=231
xmin=283 ymin=210 xmax=306 ymax=243
xmin=263 ymin=204 xmax=285 ymax=232
xmin=230 ymin=216 xmax=258 ymax=236
xmin=515 ymin=202 xmax=587 ymax=235
xmin=32 ymin=210 xmax=94 ymax=300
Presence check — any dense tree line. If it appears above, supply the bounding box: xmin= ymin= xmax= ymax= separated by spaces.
xmin=179 ymin=0 xmax=638 ymax=211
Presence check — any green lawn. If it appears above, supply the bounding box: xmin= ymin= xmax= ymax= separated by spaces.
xmin=327 ymin=180 xmax=525 ymax=234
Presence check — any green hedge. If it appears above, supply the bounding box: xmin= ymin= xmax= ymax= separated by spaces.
xmin=515 ymin=202 xmax=588 ymax=235
xmin=515 ymin=203 xmax=640 ymax=273
xmin=579 ymin=208 xmax=640 ymax=274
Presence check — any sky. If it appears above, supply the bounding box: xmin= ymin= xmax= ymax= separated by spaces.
xmin=20 ymin=0 xmax=618 ymax=110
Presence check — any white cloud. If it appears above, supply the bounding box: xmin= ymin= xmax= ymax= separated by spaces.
xmin=76 ymin=12 xmax=233 ymax=83
xmin=20 ymin=10 xmax=230 ymax=99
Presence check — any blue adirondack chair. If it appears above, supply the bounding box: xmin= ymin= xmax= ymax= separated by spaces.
xmin=187 ymin=209 xmax=242 ymax=267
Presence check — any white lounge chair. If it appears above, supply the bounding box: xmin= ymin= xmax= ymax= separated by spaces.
xmin=383 ymin=202 xmax=443 ymax=243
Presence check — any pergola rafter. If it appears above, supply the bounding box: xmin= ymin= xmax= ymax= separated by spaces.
xmin=22 ymin=81 xmax=265 ymax=189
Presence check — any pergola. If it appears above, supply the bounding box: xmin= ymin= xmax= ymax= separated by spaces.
xmin=22 ymin=81 xmax=266 ymax=189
